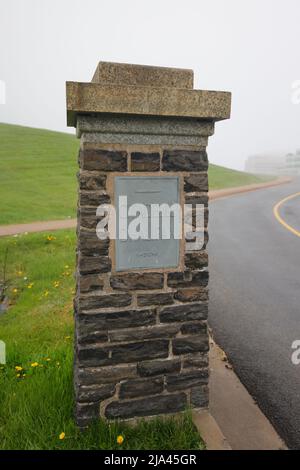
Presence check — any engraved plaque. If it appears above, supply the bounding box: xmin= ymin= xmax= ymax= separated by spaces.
xmin=115 ymin=176 xmax=180 ymax=271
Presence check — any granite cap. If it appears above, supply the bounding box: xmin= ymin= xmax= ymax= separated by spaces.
xmin=66 ymin=62 xmax=231 ymax=127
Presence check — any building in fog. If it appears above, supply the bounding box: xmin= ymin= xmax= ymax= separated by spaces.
xmin=245 ymin=151 xmax=300 ymax=176
xmin=282 ymin=152 xmax=300 ymax=175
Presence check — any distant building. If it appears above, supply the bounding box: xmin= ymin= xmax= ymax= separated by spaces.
xmin=245 ymin=151 xmax=300 ymax=176
xmin=283 ymin=151 xmax=300 ymax=176
xmin=245 ymin=155 xmax=284 ymax=175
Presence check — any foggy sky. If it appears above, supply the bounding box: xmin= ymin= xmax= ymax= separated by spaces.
xmin=0 ymin=0 xmax=299 ymax=170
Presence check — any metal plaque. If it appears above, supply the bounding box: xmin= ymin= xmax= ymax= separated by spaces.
xmin=115 ymin=176 xmax=180 ymax=271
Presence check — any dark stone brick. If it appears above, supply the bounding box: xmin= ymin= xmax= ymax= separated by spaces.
xmin=79 ymin=274 xmax=104 ymax=293
xmin=109 ymin=324 xmax=179 ymax=343
xmin=78 ymin=293 xmax=132 ymax=311
xmin=184 ymin=252 xmax=208 ymax=270
xmin=78 ymin=255 xmax=111 ymax=274
xmin=184 ymin=174 xmax=208 ymax=193
xmin=79 ymin=191 xmax=110 ymax=207
xmin=185 ymin=195 xmax=208 ymax=206
xmin=182 ymin=354 xmax=209 ymax=369
xmin=77 ymin=346 xmax=108 ymax=367
xmin=78 ymin=308 xmax=156 ymax=331
xmin=174 ymin=287 xmax=208 ymax=303
xmin=78 ymin=230 xmax=109 ymax=256
xmin=167 ymin=271 xmax=209 ymax=288
xmin=137 ymin=292 xmax=174 ymax=307
xmin=79 ymin=170 xmax=107 ymax=191
xmin=77 ymin=383 xmax=115 ymax=403
xmin=173 ymin=335 xmax=209 ymax=355
xmin=137 ymin=359 xmax=181 ymax=377
xmin=77 ymin=329 xmax=108 ymax=346
xmin=166 ymin=370 xmax=209 ymax=392
xmin=191 ymin=385 xmax=209 ymax=408
xmin=131 ymin=152 xmax=160 ymax=172
xmin=162 ymin=150 xmax=208 ymax=172
xmin=105 ymin=393 xmax=187 ymax=419
xmin=180 ymin=322 xmax=207 ymax=335
xmin=119 ymin=377 xmax=163 ymax=399
xmin=78 ymin=206 xmax=106 ymax=230
xmin=80 ymin=149 xmax=127 ymax=172
xmin=76 ymin=402 xmax=100 ymax=427
xmin=110 ymin=339 xmax=169 ymax=364
xmin=77 ymin=364 xmax=137 ymax=385
xmin=110 ymin=273 xmax=164 ymax=291
xmin=76 ymin=324 xmax=108 ymax=346
xmin=160 ymin=303 xmax=208 ymax=323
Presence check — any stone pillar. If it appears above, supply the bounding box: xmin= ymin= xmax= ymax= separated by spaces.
xmin=66 ymin=62 xmax=231 ymax=426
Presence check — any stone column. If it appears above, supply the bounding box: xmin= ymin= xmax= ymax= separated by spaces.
xmin=66 ymin=62 xmax=231 ymax=426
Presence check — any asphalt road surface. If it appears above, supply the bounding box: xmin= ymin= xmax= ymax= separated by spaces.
xmin=209 ymin=178 xmax=300 ymax=449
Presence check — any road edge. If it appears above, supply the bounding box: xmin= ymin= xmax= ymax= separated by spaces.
xmin=209 ymin=177 xmax=292 ymax=201
xmin=208 ymin=339 xmax=288 ymax=450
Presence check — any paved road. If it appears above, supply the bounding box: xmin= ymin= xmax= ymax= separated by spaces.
xmin=209 ymin=178 xmax=300 ymax=449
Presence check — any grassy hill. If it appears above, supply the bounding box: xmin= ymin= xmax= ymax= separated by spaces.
xmin=0 ymin=123 xmax=270 ymax=225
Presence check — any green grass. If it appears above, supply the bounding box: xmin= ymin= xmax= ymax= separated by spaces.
xmin=0 ymin=123 xmax=79 ymax=225
xmin=0 ymin=122 xmax=271 ymax=225
xmin=0 ymin=230 xmax=204 ymax=450
xmin=208 ymin=164 xmax=271 ymax=190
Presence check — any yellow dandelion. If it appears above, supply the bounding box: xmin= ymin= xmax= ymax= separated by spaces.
xmin=27 ymin=283 xmax=34 ymax=289
xmin=13 ymin=288 xmax=18 ymax=294
xmin=16 ymin=373 xmax=20 ymax=378
xmin=31 ymin=362 xmax=39 ymax=368
xmin=117 ymin=435 xmax=124 ymax=445
xmin=54 ymin=281 xmax=60 ymax=288
xmin=44 ymin=290 xmax=49 ymax=297
xmin=15 ymin=366 xmax=23 ymax=371
xmin=59 ymin=432 xmax=65 ymax=440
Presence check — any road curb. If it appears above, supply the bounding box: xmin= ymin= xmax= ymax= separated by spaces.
xmin=209 ymin=177 xmax=292 ymax=201
xmin=192 ymin=410 xmax=232 ymax=450
xmin=209 ymin=340 xmax=288 ymax=450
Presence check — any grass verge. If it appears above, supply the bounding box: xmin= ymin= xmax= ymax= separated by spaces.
xmin=0 ymin=229 xmax=204 ymax=450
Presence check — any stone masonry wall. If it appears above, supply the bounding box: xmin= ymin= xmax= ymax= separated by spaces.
xmin=74 ymin=133 xmax=211 ymax=426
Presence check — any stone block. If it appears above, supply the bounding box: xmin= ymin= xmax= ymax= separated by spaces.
xmin=137 ymin=358 xmax=181 ymax=377
xmin=110 ymin=273 xmax=164 ymax=291
xmin=190 ymin=385 xmax=209 ymax=408
xmin=160 ymin=303 xmax=208 ymax=323
xmin=174 ymin=287 xmax=209 ymax=302
xmin=80 ymin=148 xmax=127 ymax=172
xmin=119 ymin=377 xmax=164 ymax=399
xmin=78 ymin=293 xmax=132 ymax=310
xmin=105 ymin=393 xmax=187 ymax=419
xmin=131 ymin=152 xmax=160 ymax=172
xmin=137 ymin=292 xmax=174 ymax=307
xmin=173 ymin=335 xmax=209 ymax=355
xmin=184 ymin=174 xmax=208 ymax=192
xmin=166 ymin=370 xmax=209 ymax=392
xmin=162 ymin=150 xmax=208 ymax=172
